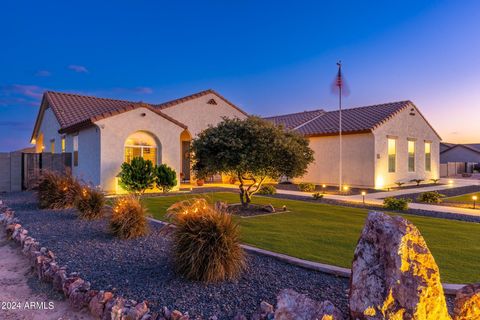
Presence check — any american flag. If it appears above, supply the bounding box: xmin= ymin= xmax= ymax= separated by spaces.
xmin=331 ymin=61 xmax=350 ymax=96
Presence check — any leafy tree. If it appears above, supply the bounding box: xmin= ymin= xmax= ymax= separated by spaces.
xmin=118 ymin=157 xmax=155 ymax=194
xmin=155 ymin=164 xmax=178 ymax=193
xmin=191 ymin=116 xmax=314 ymax=206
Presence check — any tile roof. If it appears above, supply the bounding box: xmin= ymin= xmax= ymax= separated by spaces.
xmin=265 ymin=101 xmax=422 ymax=137
xmin=263 ymin=109 xmax=325 ymax=130
xmin=33 ymin=89 xmax=247 ymax=138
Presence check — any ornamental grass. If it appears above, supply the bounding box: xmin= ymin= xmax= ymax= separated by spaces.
xmin=110 ymin=196 xmax=149 ymax=239
xmin=37 ymin=170 xmax=82 ymax=209
xmin=167 ymin=198 xmax=246 ymax=283
xmin=75 ymin=186 xmax=106 ymax=220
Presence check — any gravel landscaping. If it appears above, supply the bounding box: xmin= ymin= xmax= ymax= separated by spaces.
xmin=3 ymin=192 xmax=350 ymax=319
xmin=393 ymin=185 xmax=480 ymax=202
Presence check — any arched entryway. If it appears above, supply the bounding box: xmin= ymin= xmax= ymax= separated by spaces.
xmin=180 ymin=130 xmax=192 ymax=182
xmin=124 ymin=131 xmax=161 ymax=165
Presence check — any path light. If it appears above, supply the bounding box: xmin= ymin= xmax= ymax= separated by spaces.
xmin=361 ymin=191 xmax=366 ymax=205
xmin=473 ymin=195 xmax=477 ymax=209
xmin=343 ymin=185 xmax=349 ymax=193
xmin=282 ymin=205 xmax=287 ymax=211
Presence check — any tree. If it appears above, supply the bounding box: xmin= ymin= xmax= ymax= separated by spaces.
xmin=191 ymin=116 xmax=314 ymax=206
xmin=155 ymin=164 xmax=178 ymax=193
xmin=118 ymin=157 xmax=155 ymax=194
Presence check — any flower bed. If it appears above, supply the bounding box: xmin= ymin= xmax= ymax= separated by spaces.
xmin=1 ymin=192 xmax=349 ymax=319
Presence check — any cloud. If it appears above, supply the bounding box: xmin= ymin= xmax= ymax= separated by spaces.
xmin=132 ymin=87 xmax=154 ymax=94
xmin=68 ymin=65 xmax=89 ymax=73
xmin=0 ymin=84 xmax=44 ymax=108
xmin=0 ymin=120 xmax=32 ymax=130
xmin=35 ymin=70 xmax=51 ymax=77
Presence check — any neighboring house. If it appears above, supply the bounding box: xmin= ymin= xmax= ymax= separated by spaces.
xmin=31 ymin=90 xmax=248 ymax=193
xmin=265 ymin=101 xmax=441 ymax=188
xmin=440 ymin=143 xmax=480 ymax=164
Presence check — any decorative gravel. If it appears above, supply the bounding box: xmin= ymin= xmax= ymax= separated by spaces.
xmin=393 ymin=185 xmax=480 ymax=202
xmin=3 ymin=192 xmax=350 ymax=319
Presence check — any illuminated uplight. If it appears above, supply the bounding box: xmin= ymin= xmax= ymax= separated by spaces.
xmin=375 ymin=176 xmax=385 ymax=189
xmin=322 ymin=184 xmax=326 ymax=188
xmin=31 ymin=138 xmax=36 ymax=144
xmin=343 ymin=185 xmax=349 ymax=192
xmin=448 ymin=180 xmax=454 ymax=185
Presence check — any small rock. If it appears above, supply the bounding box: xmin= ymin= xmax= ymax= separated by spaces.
xmin=263 ymin=204 xmax=275 ymax=213
xmin=453 ymin=283 xmax=480 ymax=320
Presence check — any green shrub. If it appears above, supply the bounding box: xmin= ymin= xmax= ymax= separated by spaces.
xmin=395 ymin=181 xmax=405 ymax=188
xmin=383 ymin=197 xmax=410 ymax=211
xmin=118 ymin=157 xmax=155 ymax=194
xmin=257 ymin=185 xmax=276 ymax=195
xmin=110 ymin=196 xmax=149 ymax=239
xmin=298 ymin=182 xmax=316 ymax=192
xmin=37 ymin=170 xmax=82 ymax=209
xmin=75 ymin=187 xmax=106 ymax=220
xmin=410 ymin=179 xmax=424 ymax=186
xmin=430 ymin=178 xmax=440 ymax=184
xmin=167 ymin=198 xmax=246 ymax=282
xmin=417 ymin=191 xmax=445 ymax=204
xmin=155 ymin=164 xmax=177 ymax=193
xmin=312 ymin=192 xmax=324 ymax=200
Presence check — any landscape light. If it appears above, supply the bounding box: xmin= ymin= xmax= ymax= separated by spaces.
xmin=322 ymin=184 xmax=326 ymax=194
xmin=361 ymin=191 xmax=366 ymax=205
xmin=448 ymin=180 xmax=454 ymax=185
xmin=343 ymin=185 xmax=349 ymax=192
xmin=473 ymin=195 xmax=478 ymax=209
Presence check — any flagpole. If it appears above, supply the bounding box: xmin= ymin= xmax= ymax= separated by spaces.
xmin=338 ymin=61 xmax=343 ymax=192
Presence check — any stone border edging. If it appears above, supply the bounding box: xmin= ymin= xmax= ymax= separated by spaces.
xmin=147 ymin=217 xmax=465 ymax=296
xmin=0 ymin=202 xmax=190 ymax=320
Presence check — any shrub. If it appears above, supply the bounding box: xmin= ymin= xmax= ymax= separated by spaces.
xmin=430 ymin=178 xmax=440 ymax=184
xmin=37 ymin=170 xmax=82 ymax=209
xmin=410 ymin=179 xmax=424 ymax=186
xmin=298 ymin=182 xmax=316 ymax=192
xmin=155 ymin=164 xmax=177 ymax=193
xmin=118 ymin=157 xmax=155 ymax=194
xmin=417 ymin=191 xmax=445 ymax=204
xmin=75 ymin=187 xmax=106 ymax=220
xmin=395 ymin=181 xmax=405 ymax=188
xmin=167 ymin=198 xmax=246 ymax=282
xmin=383 ymin=197 xmax=410 ymax=211
xmin=257 ymin=185 xmax=276 ymax=195
xmin=312 ymin=192 xmax=324 ymax=200
xmin=110 ymin=196 xmax=149 ymax=239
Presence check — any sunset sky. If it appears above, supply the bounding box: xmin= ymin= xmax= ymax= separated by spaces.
xmin=0 ymin=1 xmax=478 ymax=151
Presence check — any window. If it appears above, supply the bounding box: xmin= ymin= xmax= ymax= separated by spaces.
xmin=124 ymin=131 xmax=157 ymax=164
xmin=61 ymin=137 xmax=66 ymax=153
xmin=50 ymin=139 xmax=55 ymax=154
xmin=425 ymin=142 xmax=431 ymax=172
xmin=73 ymin=135 xmax=78 ymax=167
xmin=387 ymin=138 xmax=396 ymax=173
xmin=408 ymin=140 xmax=415 ymax=172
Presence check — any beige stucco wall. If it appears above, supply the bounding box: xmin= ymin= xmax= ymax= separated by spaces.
xmin=35 ymin=107 xmax=62 ymax=153
xmin=95 ymin=107 xmax=185 ymax=193
xmin=298 ymin=133 xmax=376 ymax=187
xmin=161 ymin=92 xmax=247 ymax=137
xmin=373 ymin=106 xmax=440 ymax=188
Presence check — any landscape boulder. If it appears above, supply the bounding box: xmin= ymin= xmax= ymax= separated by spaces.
xmin=275 ymin=289 xmax=343 ymax=320
xmin=453 ymin=283 xmax=480 ymax=320
xmin=350 ymin=211 xmax=451 ymax=319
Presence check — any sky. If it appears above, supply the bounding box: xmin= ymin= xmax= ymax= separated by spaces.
xmin=0 ymin=0 xmax=479 ymax=151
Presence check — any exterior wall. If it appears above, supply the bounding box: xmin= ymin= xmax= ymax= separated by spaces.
xmin=95 ymin=107 xmax=184 ymax=193
xmin=161 ymin=93 xmax=247 ymax=137
xmin=440 ymin=147 xmax=480 ymax=164
xmin=373 ymin=106 xmax=441 ymax=188
xmin=35 ymin=107 xmax=62 ymax=153
xmin=298 ymin=133 xmax=375 ymax=187
xmin=73 ymin=126 xmax=101 ymax=185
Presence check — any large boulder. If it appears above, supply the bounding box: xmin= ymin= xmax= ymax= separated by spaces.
xmin=350 ymin=211 xmax=451 ymax=319
xmin=453 ymin=283 xmax=480 ymax=320
xmin=275 ymin=289 xmax=343 ymax=320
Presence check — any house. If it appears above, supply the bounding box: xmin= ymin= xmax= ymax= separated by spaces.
xmin=265 ymin=101 xmax=441 ymax=188
xmin=440 ymin=143 xmax=480 ymax=164
xmin=31 ymin=90 xmax=248 ymax=193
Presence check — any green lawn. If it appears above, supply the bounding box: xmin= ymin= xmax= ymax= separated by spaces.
xmin=142 ymin=192 xmax=480 ymax=283
xmin=444 ymin=192 xmax=480 ymax=205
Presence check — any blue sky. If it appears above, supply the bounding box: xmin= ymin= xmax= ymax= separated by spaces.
xmin=1 ymin=1 xmax=479 ymax=151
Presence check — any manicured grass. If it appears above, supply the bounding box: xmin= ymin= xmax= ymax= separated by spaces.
xmin=142 ymin=192 xmax=480 ymax=283
xmin=444 ymin=192 xmax=480 ymax=205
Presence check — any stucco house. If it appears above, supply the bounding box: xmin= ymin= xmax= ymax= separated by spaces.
xmin=31 ymin=90 xmax=248 ymax=193
xmin=440 ymin=143 xmax=480 ymax=164
xmin=265 ymin=101 xmax=441 ymax=188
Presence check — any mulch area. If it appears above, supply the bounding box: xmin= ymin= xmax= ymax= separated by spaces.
xmin=3 ymin=192 xmax=350 ymax=320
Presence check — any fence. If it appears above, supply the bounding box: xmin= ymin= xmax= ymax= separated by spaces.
xmin=0 ymin=152 xmax=72 ymax=192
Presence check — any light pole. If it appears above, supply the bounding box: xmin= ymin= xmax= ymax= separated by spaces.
xmin=361 ymin=191 xmax=366 ymax=205
xmin=473 ymin=195 xmax=477 ymax=209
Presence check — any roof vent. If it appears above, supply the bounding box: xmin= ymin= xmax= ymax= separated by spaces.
xmin=207 ymin=99 xmax=217 ymax=105
xmin=409 ymin=108 xmax=416 ymax=116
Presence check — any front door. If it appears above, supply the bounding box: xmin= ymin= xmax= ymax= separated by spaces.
xmin=181 ymin=141 xmax=190 ymax=181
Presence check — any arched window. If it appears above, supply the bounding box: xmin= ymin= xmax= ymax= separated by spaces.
xmin=124 ymin=131 xmax=158 ymax=164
